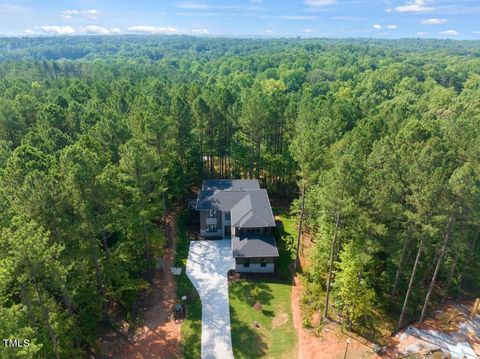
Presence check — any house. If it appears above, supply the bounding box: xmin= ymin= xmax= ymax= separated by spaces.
xmin=194 ymin=179 xmax=279 ymax=273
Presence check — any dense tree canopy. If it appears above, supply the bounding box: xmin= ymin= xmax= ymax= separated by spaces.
xmin=0 ymin=36 xmax=479 ymax=356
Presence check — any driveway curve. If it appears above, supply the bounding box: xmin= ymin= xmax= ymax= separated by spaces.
xmin=186 ymin=239 xmax=236 ymax=359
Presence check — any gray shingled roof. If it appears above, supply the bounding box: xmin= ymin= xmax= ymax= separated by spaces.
xmin=196 ymin=190 xmax=249 ymax=211
xmin=232 ymin=234 xmax=279 ymax=258
xmin=230 ymin=190 xmax=275 ymax=228
xmin=195 ymin=179 xmax=275 ymax=229
xmin=196 ymin=179 xmax=260 ymax=211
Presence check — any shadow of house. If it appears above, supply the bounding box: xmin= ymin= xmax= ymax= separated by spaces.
xmin=273 ymin=219 xmax=298 ymax=278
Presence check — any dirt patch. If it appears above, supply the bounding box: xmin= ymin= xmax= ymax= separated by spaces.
xmin=387 ymin=301 xmax=480 ymax=358
xmin=291 ymin=276 xmax=379 ymax=359
xmin=311 ymin=311 xmax=321 ymax=327
xmin=253 ymin=302 xmax=263 ymax=311
xmin=272 ymin=312 xmax=289 ymax=327
xmin=299 ymin=231 xmax=315 ymax=271
xmin=101 ymin=212 xmax=181 ymax=359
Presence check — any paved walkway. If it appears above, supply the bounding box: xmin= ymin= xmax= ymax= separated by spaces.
xmin=186 ymin=240 xmax=236 ymax=359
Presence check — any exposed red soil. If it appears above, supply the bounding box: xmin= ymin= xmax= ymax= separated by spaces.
xmin=100 ymin=212 xmax=181 ymax=359
xmin=291 ymin=221 xmax=380 ymax=359
xmin=386 ymin=300 xmax=480 ymax=358
xmin=291 ymin=276 xmax=380 ymax=359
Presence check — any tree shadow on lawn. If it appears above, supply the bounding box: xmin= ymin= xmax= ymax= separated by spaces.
xmin=230 ymin=306 xmax=268 ymax=359
xmin=179 ymin=297 xmax=202 ymax=359
xmin=262 ymin=309 xmax=275 ymax=317
xmin=229 ymin=280 xmax=274 ymax=307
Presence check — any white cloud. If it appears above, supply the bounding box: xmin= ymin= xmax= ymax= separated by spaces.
xmin=265 ymin=29 xmax=273 ymax=33
xmin=79 ymin=26 xmax=112 ymax=35
xmin=417 ymin=31 xmax=430 ymax=35
xmin=473 ymin=31 xmax=480 ymax=34
xmin=304 ymin=0 xmax=336 ymax=6
xmin=61 ymin=10 xmax=78 ymax=19
xmin=191 ymin=28 xmax=209 ymax=34
xmin=302 ymin=28 xmax=317 ymax=33
xmin=393 ymin=0 xmax=433 ymax=13
xmin=61 ymin=9 xmax=101 ymax=20
xmin=422 ymin=18 xmax=447 ymax=25
xmin=84 ymin=9 xmax=101 ymax=19
xmin=251 ymin=0 xmax=263 ymax=2
xmin=78 ymin=25 xmax=122 ymax=35
xmin=127 ymin=26 xmax=178 ymax=34
xmin=439 ymin=30 xmax=458 ymax=35
xmin=40 ymin=25 xmax=75 ymax=35
xmin=177 ymin=2 xmax=210 ymax=9
xmin=373 ymin=24 xmax=397 ymax=30
xmin=379 ymin=32 xmax=389 ymax=35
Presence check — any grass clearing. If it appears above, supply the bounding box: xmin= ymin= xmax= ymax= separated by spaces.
xmin=272 ymin=207 xmax=297 ymax=280
xmin=230 ymin=280 xmax=297 ymax=359
xmin=175 ymin=210 xmax=202 ymax=358
xmin=230 ymin=206 xmax=298 ymax=358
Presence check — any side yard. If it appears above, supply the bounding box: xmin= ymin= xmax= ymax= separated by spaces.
xmin=175 ymin=210 xmax=202 ymax=358
xmin=229 ymin=207 xmax=298 ymax=358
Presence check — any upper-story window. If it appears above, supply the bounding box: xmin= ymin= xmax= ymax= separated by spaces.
xmin=224 ymin=212 xmax=231 ymax=220
xmin=207 ymin=210 xmax=216 ymax=218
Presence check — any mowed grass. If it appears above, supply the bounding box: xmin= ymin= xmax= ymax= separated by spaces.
xmin=272 ymin=207 xmax=297 ymax=280
xmin=273 ymin=207 xmax=296 ymax=236
xmin=230 ymin=206 xmax=297 ymax=358
xmin=175 ymin=210 xmax=202 ymax=358
xmin=230 ymin=280 xmax=297 ymax=359
xmin=177 ymin=205 xmax=297 ymax=358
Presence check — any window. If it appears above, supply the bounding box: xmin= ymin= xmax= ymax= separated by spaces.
xmin=207 ymin=210 xmax=216 ymax=218
xmin=224 ymin=212 xmax=231 ymax=220
xmin=243 ymin=259 xmax=250 ymax=268
xmin=207 ymin=224 xmax=217 ymax=233
xmin=261 ymin=259 xmax=267 ymax=268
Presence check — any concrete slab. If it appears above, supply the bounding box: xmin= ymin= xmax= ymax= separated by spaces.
xmin=186 ymin=240 xmax=236 ymax=359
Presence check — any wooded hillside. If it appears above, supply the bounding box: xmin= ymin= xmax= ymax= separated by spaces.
xmin=0 ymin=36 xmax=479 ymax=357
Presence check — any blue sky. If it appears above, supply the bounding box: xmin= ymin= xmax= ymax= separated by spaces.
xmin=1 ymin=0 xmax=479 ymax=39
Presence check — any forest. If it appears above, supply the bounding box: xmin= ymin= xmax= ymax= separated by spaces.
xmin=0 ymin=36 xmax=479 ymax=357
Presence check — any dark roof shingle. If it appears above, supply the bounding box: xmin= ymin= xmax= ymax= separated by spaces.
xmin=195 ymin=179 xmax=275 ymax=228
xmin=232 ymin=234 xmax=279 ymax=258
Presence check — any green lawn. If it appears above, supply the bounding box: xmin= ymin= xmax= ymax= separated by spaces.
xmin=175 ymin=210 xmax=202 ymax=358
xmin=177 ymin=206 xmax=297 ymax=358
xmin=229 ymin=206 xmax=298 ymax=358
xmin=272 ymin=207 xmax=297 ymax=280
xmin=229 ymin=280 xmax=297 ymax=359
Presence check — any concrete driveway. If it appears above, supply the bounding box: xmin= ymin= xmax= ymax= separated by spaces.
xmin=186 ymin=239 xmax=236 ymax=359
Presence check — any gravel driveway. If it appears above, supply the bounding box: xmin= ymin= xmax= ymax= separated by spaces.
xmin=186 ymin=239 xmax=236 ymax=359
